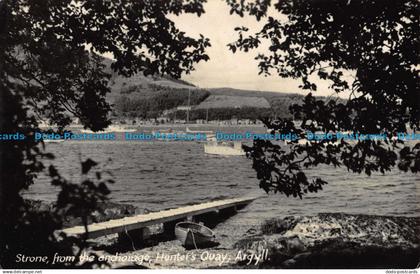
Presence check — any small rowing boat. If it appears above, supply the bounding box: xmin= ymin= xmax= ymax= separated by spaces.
xmin=174 ymin=222 xmax=216 ymax=248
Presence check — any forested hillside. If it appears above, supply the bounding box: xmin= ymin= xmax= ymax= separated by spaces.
xmin=102 ymin=57 xmax=339 ymax=121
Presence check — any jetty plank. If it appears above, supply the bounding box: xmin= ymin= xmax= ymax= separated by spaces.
xmin=61 ymin=196 xmax=257 ymax=239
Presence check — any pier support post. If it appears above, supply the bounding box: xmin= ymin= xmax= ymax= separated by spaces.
xmin=194 ymin=210 xmax=219 ymax=227
xmin=219 ymin=206 xmax=237 ymax=218
xmin=118 ymin=227 xmax=150 ymax=249
xmin=163 ymin=219 xmax=184 ymax=237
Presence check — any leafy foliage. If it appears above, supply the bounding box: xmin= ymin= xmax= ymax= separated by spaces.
xmin=1 ymin=160 xmax=113 ymax=268
xmin=0 ymin=0 xmax=209 ymax=268
xmin=226 ymin=0 xmax=419 ymax=197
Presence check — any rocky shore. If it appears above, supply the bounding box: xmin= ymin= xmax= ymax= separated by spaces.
xmin=236 ymin=213 xmax=420 ymax=269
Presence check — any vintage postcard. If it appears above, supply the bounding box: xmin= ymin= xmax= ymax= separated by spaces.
xmin=0 ymin=0 xmax=418 ymax=272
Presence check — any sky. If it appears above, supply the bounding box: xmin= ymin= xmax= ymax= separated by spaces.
xmin=172 ymin=1 xmax=351 ymax=97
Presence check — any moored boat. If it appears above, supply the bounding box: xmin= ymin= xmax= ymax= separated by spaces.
xmin=43 ymin=139 xmax=65 ymax=143
xmin=204 ymin=141 xmax=245 ymax=156
xmin=186 ymin=127 xmax=215 ymax=140
xmin=186 ymin=127 xmax=213 ymax=134
xmin=174 ymin=222 xmax=216 ymax=248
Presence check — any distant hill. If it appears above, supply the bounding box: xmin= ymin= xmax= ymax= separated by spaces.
xmin=100 ymin=56 xmax=320 ymax=120
xmin=101 ymin=57 xmax=197 ymax=104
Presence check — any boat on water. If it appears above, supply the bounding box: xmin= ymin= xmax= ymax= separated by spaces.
xmin=185 ymin=127 xmax=213 ymax=134
xmin=185 ymin=127 xmax=216 ymax=140
xmin=186 ymin=127 xmax=215 ymax=140
xmin=151 ymin=128 xmax=186 ymax=135
xmin=80 ymin=125 xmax=136 ymax=133
xmin=43 ymin=139 xmax=65 ymax=143
xmin=174 ymin=222 xmax=216 ymax=248
xmin=204 ymin=141 xmax=245 ymax=156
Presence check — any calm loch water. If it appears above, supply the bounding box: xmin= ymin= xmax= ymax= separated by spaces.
xmin=25 ymin=128 xmax=419 ymax=228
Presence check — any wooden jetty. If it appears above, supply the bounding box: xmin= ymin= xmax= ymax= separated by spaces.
xmin=61 ymin=196 xmax=258 ymax=241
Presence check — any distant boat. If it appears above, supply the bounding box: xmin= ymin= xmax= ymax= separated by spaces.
xmin=186 ymin=127 xmax=215 ymax=140
xmin=152 ymin=128 xmax=175 ymax=134
xmin=80 ymin=125 xmax=136 ymax=133
xmin=174 ymin=222 xmax=216 ymax=248
xmin=204 ymin=141 xmax=245 ymax=156
xmin=186 ymin=127 xmax=213 ymax=134
xmin=43 ymin=139 xmax=64 ymax=143
xmin=151 ymin=128 xmax=186 ymax=137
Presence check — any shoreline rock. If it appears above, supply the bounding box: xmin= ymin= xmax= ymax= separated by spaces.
xmin=236 ymin=213 xmax=419 ymax=269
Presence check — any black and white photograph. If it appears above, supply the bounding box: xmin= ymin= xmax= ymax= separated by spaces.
xmin=0 ymin=0 xmax=419 ymax=272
